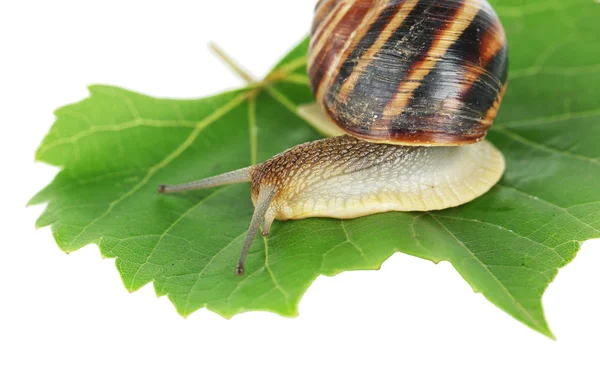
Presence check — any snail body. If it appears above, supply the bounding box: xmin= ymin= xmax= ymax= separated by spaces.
xmin=250 ymin=135 xmax=503 ymax=222
xmin=159 ymin=0 xmax=508 ymax=275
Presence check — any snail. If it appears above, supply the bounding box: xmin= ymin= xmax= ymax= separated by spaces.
xmin=159 ymin=0 xmax=508 ymax=276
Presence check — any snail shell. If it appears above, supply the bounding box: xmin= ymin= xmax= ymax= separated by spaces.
xmin=308 ymin=0 xmax=508 ymax=145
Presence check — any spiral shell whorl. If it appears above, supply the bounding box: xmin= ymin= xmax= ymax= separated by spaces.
xmin=308 ymin=0 xmax=508 ymax=146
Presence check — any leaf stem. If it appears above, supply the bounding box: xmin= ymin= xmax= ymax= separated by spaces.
xmin=209 ymin=42 xmax=301 ymax=90
xmin=209 ymin=42 xmax=257 ymax=84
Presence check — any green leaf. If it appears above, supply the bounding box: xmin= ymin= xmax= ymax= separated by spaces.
xmin=30 ymin=0 xmax=599 ymax=338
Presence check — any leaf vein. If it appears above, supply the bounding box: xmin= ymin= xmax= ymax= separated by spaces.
xmin=183 ymin=230 xmax=247 ymax=314
xmin=128 ymin=185 xmax=236 ymax=291
xmin=37 ymin=118 xmax=201 ymax=157
xmin=64 ymin=93 xmax=249 ymax=252
xmin=495 ymin=127 xmax=599 ymax=166
xmin=499 ymin=107 xmax=600 ymax=128
xmin=263 ymin=234 xmax=292 ymax=311
xmin=497 ymin=184 xmax=600 ymax=235
xmin=340 ymin=220 xmax=368 ymax=263
xmin=430 ymin=214 xmax=567 ymax=263
xmin=427 ymin=213 xmax=545 ymax=332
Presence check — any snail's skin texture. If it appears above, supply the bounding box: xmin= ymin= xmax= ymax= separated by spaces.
xmin=250 ymin=135 xmax=504 ymax=223
xmin=309 ymin=0 xmax=508 ymax=146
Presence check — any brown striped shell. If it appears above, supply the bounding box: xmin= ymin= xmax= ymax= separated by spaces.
xmin=308 ymin=0 xmax=508 ymax=146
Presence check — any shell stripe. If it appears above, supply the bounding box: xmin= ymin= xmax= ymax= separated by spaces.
xmin=325 ymin=0 xmax=467 ymax=136
xmin=337 ymin=0 xmax=420 ymax=102
xmin=482 ymin=82 xmax=507 ymax=126
xmin=397 ymin=5 xmax=507 ymax=138
xmin=469 ymin=17 xmax=507 ymax=91
xmin=318 ymin=0 xmax=395 ymax=101
xmin=405 ymin=7 xmax=490 ymax=116
xmin=310 ymin=1 xmax=378 ymax=100
xmin=309 ymin=2 xmax=358 ymax=98
xmin=463 ymin=44 xmax=508 ymax=126
xmin=454 ymin=12 xmax=507 ymax=122
xmin=381 ymin=0 xmax=481 ymax=126
xmin=309 ymin=0 xmax=349 ymax=66
xmin=313 ymin=0 xmax=338 ymax=35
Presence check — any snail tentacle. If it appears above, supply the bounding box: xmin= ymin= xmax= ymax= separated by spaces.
xmin=262 ymin=209 xmax=277 ymax=237
xmin=158 ymin=167 xmax=251 ymax=194
xmin=235 ymin=186 xmax=278 ymax=276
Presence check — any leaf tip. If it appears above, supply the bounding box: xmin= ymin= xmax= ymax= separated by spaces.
xmin=285 ymin=309 xmax=300 ymax=318
xmin=537 ymin=324 xmax=556 ymax=340
xmin=177 ymin=307 xmax=198 ymax=320
xmin=86 ymin=83 xmax=111 ymax=94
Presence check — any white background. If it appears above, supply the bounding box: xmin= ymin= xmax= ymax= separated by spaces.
xmin=1 ymin=1 xmax=599 ymax=364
